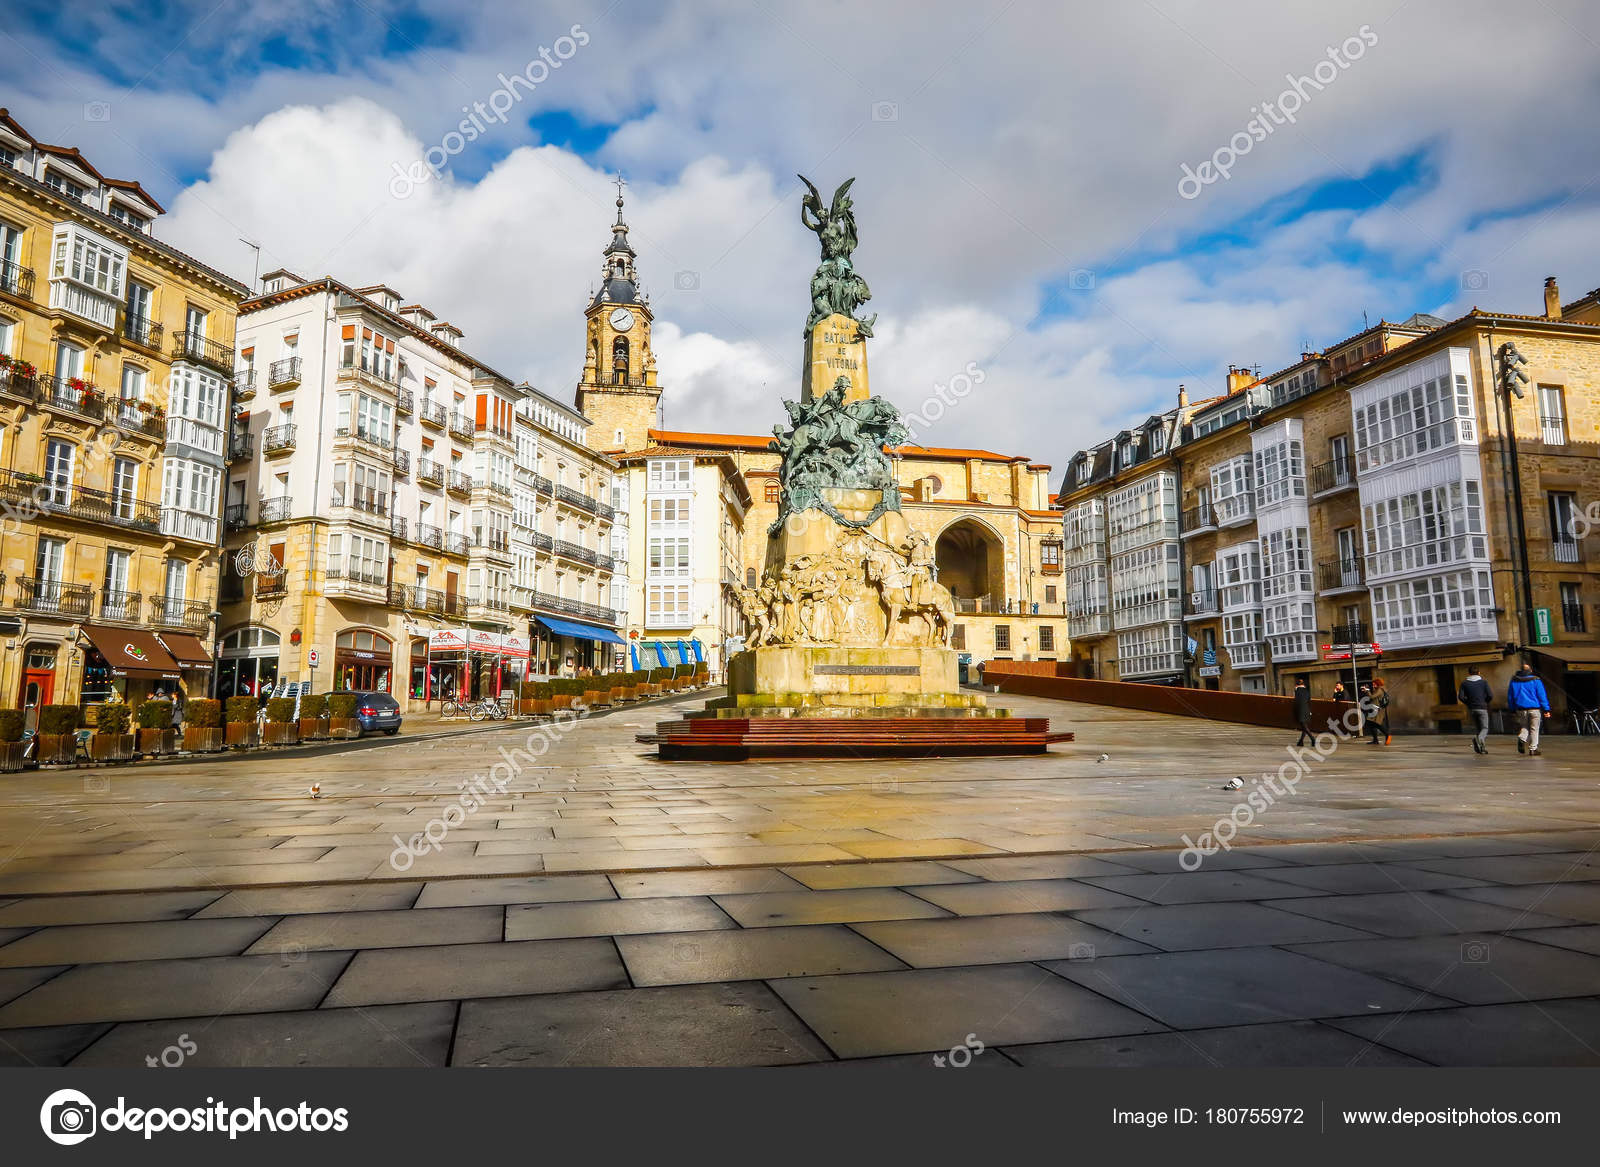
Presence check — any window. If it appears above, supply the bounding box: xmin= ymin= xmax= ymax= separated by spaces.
xmin=44 ymin=439 xmax=74 ymax=504
xmin=35 ymin=536 xmax=67 ymax=582
xmin=1550 ymin=493 xmax=1581 ymax=562
xmin=1045 ymin=585 xmax=1057 ymax=604
xmin=54 ymin=340 xmax=84 ymax=381
xmin=107 ymin=201 xmax=149 ymax=232
xmin=125 ymin=281 xmax=152 ymax=333
xmin=1210 ymin=456 xmax=1253 ymax=523
xmin=164 ymin=557 xmax=188 ymax=602
xmin=1075 ymin=458 xmax=1091 ymax=484
xmin=1370 ymin=569 xmax=1496 ymax=647
xmin=1038 ymin=626 xmax=1055 ymax=651
xmin=746 ymin=567 xmax=757 ymax=588
xmin=166 ymin=364 xmax=226 ymax=428
xmin=994 ymin=625 xmax=1011 ymax=651
xmin=648 ymin=497 xmax=690 ymax=527
xmin=646 ymin=583 xmax=690 ymax=626
xmin=647 ymin=536 xmax=691 ymax=578
xmin=1353 ymin=371 xmax=1476 ymax=471
xmin=648 ymin=459 xmax=692 ymax=491
xmin=1041 ymin=541 xmax=1062 ymax=572
xmin=45 ymin=170 xmax=92 ymax=204
xmin=1538 ymin=386 xmax=1567 ymax=446
xmin=51 ymin=223 xmax=125 ymax=297
xmin=1561 ymin=581 xmax=1586 ymax=633
xmin=1148 ymin=426 xmax=1165 ymax=454
xmin=1363 ymin=481 xmax=1487 ymax=576
xmin=764 ymin=480 xmax=780 ymax=504
xmin=1252 ymin=436 xmax=1305 ymax=506
xmin=112 ymin=457 xmax=137 ymax=519
xmin=120 ymin=364 xmax=145 ymax=403
xmin=103 ymin=548 xmax=131 ymax=602
xmin=340 ymin=324 xmax=396 ymax=381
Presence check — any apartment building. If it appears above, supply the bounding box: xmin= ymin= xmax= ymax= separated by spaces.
xmin=0 ymin=109 xmax=245 ymax=717
xmin=1061 ymin=281 xmax=1600 ymax=731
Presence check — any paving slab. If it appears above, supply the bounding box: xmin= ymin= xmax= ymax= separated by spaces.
xmin=0 ymin=952 xmax=350 ymax=1027
xmin=246 ymin=906 xmax=504 ymax=954
xmin=769 ymin=964 xmax=1165 ymax=1059
xmin=69 ymin=1002 xmax=456 ymax=1068
xmin=1045 ymin=947 xmax=1450 ymax=1029
xmin=454 ymin=982 xmax=830 ymax=1066
xmin=504 ymin=896 xmax=733 ymax=941
xmin=1445 ymin=881 xmax=1600 ymax=924
xmin=851 ymin=913 xmax=1151 ymax=968
xmin=1003 ymin=1020 xmax=1426 ymax=1067
xmin=321 ymin=938 xmax=627 ymax=1008
xmin=0 ymin=917 xmax=277 ymax=967
xmin=903 ymin=878 xmax=1146 ymax=916
xmin=943 ymin=854 xmax=1144 ymax=881
xmin=609 ymin=869 xmax=807 ymax=898
xmin=1102 ymin=848 xmax=1291 ymax=873
xmin=779 ymin=861 xmax=980 ymax=890
xmin=194 ymin=884 xmax=422 ymax=918
xmin=1326 ymin=998 xmax=1600 ymax=1065
xmin=1243 ymin=863 xmax=1492 ymax=895
xmin=413 ymin=875 xmax=615 ymax=908
xmin=1071 ymin=901 xmax=1377 ymax=951
xmin=712 ymin=888 xmax=950 ymax=928
xmin=0 ymin=1023 xmax=112 ymax=1067
xmin=1078 ymin=870 xmax=1325 ymax=905
xmin=1398 ymin=854 xmax=1600 ymax=886
xmin=1288 ymin=933 xmax=1600 ymax=1005
xmin=1509 ymin=925 xmax=1600 ymax=957
xmin=617 ymin=924 xmax=906 ymax=986
xmin=1267 ymin=891 xmax=1580 ymax=937
xmin=0 ymin=891 xmax=223 ymax=927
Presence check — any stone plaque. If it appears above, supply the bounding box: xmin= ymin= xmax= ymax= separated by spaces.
xmin=812 ymin=664 xmax=921 ymax=676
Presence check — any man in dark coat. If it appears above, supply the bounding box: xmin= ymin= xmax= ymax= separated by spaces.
xmin=1458 ymin=666 xmax=1493 ymax=754
xmin=1292 ymin=678 xmax=1315 ymax=746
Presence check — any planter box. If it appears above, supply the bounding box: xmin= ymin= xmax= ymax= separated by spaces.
xmin=36 ymin=734 xmax=78 ymax=765
xmin=138 ymin=728 xmax=178 ymax=756
xmin=91 ymin=733 xmax=136 ymax=763
xmin=299 ymin=717 xmax=329 ymax=740
xmin=621 ymin=687 xmax=639 ymax=701
xmin=550 ymin=695 xmax=576 ymax=712
xmin=328 ymin=717 xmax=361 ymax=739
xmin=583 ymin=690 xmax=607 ymax=707
xmin=0 ymin=741 xmax=23 ymax=772
xmin=609 ymin=688 xmax=626 ymax=704
xmin=264 ymin=723 xmax=300 ymax=746
xmin=527 ymin=699 xmax=552 ymax=716
xmin=225 ymin=723 xmax=260 ymax=749
xmin=183 ymin=727 xmax=224 ymax=753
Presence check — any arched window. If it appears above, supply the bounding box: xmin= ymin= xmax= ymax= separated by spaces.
xmin=611 ymin=336 xmax=629 ymax=385
xmin=746 ymin=567 xmax=757 ymax=588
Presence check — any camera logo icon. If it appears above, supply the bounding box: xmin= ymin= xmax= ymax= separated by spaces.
xmin=83 ymin=101 xmax=111 ymax=123
xmin=40 ymin=1088 xmax=97 ymax=1145
xmin=1068 ymin=268 xmax=1097 ymax=291
xmin=674 ymin=270 xmax=700 ymax=291
xmin=871 ymin=101 xmax=899 ymax=122
xmin=1460 ymin=269 xmax=1489 ymax=292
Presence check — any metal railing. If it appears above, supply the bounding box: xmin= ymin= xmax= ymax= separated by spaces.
xmin=393 ymin=587 xmax=468 ymax=618
xmin=396 ymin=387 xmax=414 ymax=413
xmin=446 ymin=532 xmax=470 ymax=556
xmin=556 ymin=484 xmax=600 ymax=514
xmin=417 ymin=457 xmax=444 ymax=486
xmin=17 ymin=576 xmax=92 ymax=616
xmin=1562 ymin=603 xmax=1587 ymax=633
xmin=1186 ymin=588 xmax=1219 ymax=616
xmin=1318 ymin=558 xmax=1365 ymax=591
xmin=232 ymin=369 xmax=256 ymax=398
xmin=417 ymin=522 xmax=444 ymax=549
xmin=99 ymin=589 xmax=142 ymax=622
xmin=1311 ymin=454 xmax=1357 ymax=494
xmin=149 ymin=596 xmax=210 ymax=631
xmin=420 ymin=401 xmax=447 ymax=428
xmin=532 ymin=473 xmax=554 ymax=496
xmin=262 ymin=424 xmax=297 ymax=453
xmin=0 ymin=362 xmax=37 ymax=399
xmin=36 ymin=374 xmax=107 ymax=422
xmin=0 ymin=469 xmax=160 ymax=532
xmin=531 ymin=531 xmax=554 ymax=552
xmin=259 ymin=496 xmax=293 ymax=522
xmin=531 ymin=590 xmax=619 ymax=626
xmin=122 ymin=314 xmax=162 ymax=349
xmin=1553 ymin=538 xmax=1582 ymax=563
xmin=224 ymin=503 xmax=249 ymax=531
xmin=1329 ymin=621 xmax=1370 ymax=644
xmin=447 ymin=469 xmax=475 ymax=494
xmin=554 ymin=538 xmax=597 ymax=565
xmin=268 ymin=357 xmax=301 ymax=387
xmin=325 ymin=563 xmax=388 ymax=587
xmin=334 ymin=424 xmax=392 ymax=451
xmin=448 ymin=414 xmax=474 ymax=441
xmin=332 ymin=487 xmax=389 ymax=517
xmin=172 ymin=330 xmax=235 ymax=375
xmin=1541 ymin=415 xmax=1568 ymax=446
xmin=1181 ymin=503 xmax=1216 ymax=533
xmin=390 ymin=515 xmax=408 ymax=541
xmin=228 ymin=431 xmax=253 ymax=460
xmin=392 ymin=448 xmax=410 ymax=477
xmin=0 ymin=258 xmax=34 ymax=299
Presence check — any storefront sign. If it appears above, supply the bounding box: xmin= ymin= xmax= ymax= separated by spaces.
xmin=1198 ymin=665 xmax=1221 ymax=677
xmin=428 ymin=628 xmax=469 ymax=651
xmin=499 ymin=634 xmax=531 ymax=660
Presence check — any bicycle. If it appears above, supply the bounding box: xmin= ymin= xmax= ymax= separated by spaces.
xmin=1571 ymin=707 xmax=1600 ymax=736
xmin=469 ymin=696 xmax=509 ymax=722
xmin=439 ymin=696 xmax=465 ymax=719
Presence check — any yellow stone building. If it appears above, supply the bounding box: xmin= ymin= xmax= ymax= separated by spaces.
xmin=0 ymin=109 xmax=245 ymax=718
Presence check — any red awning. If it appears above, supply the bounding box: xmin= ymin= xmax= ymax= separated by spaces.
xmin=78 ymin=625 xmax=182 ymax=680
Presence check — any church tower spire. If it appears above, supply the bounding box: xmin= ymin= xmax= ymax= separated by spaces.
xmin=576 ymin=175 xmax=660 ymax=453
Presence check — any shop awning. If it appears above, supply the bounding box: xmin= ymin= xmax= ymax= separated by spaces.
xmin=156 ymin=631 xmax=212 ymax=668
xmin=1531 ymin=645 xmax=1600 ymax=672
xmin=534 ymin=616 xmax=626 ymax=645
xmin=79 ymin=624 xmax=182 ymax=680
xmin=690 ymin=639 xmax=705 ymax=664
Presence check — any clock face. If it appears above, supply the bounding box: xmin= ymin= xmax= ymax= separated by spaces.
xmin=609 ymin=308 xmax=634 ymax=331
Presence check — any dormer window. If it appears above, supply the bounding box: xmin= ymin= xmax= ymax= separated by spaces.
xmin=1120 ymin=441 xmax=1136 ymax=466
xmin=44 ymin=169 xmax=93 ymax=205
xmin=107 ymin=202 xmax=150 ymax=233
xmin=1149 ymin=427 xmax=1165 ymax=454
xmin=1075 ymin=459 xmax=1091 ymax=484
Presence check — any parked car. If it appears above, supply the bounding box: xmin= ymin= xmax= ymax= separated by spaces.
xmin=352 ymin=691 xmax=402 ymax=735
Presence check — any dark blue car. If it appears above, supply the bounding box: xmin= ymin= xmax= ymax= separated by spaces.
xmin=351 ymin=691 xmax=402 ymax=735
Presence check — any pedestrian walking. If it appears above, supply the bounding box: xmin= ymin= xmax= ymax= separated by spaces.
xmin=1458 ymin=666 xmax=1493 ymax=754
xmin=1292 ymin=678 xmax=1315 ymax=746
xmin=1331 ymin=680 xmax=1347 ymax=703
xmin=1362 ymin=679 xmax=1391 ymax=745
xmin=1507 ymin=663 xmax=1552 ymax=755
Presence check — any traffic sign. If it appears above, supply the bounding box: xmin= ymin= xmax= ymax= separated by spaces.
xmin=307 ymin=648 xmax=320 ymax=668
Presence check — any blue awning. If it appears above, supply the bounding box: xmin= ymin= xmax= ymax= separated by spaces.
xmin=629 ymin=642 xmax=639 ymax=671
xmin=534 ymin=616 xmax=625 ymax=645
xmin=675 ymin=640 xmax=690 ymax=665
xmin=690 ymin=639 xmax=704 ymax=663
xmin=653 ymin=642 xmax=668 ymax=666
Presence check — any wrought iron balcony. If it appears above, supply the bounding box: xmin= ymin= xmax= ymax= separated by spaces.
xmin=1310 ymin=454 xmax=1357 ymax=495
xmin=596 ymin=553 xmax=615 ymax=572
xmin=259 ymin=496 xmax=293 ymax=523
xmin=1181 ymin=503 xmax=1217 ymax=535
xmin=228 ymin=431 xmax=254 ymax=461
xmin=531 ymin=590 xmax=618 ymax=627
xmin=149 ymin=597 xmax=211 ymax=632
xmin=448 ymin=412 xmax=474 ymax=440
xmin=16 ymin=576 xmax=92 ymax=617
xmin=420 ymin=400 xmax=447 ymax=428
xmin=325 ymin=562 xmax=388 ymax=588
xmin=0 ymin=361 xmax=37 ymax=400
xmin=1541 ymin=415 xmax=1568 ymax=446
xmin=397 ymin=587 xmax=468 ymax=618
xmin=232 ymin=369 xmax=256 ymax=400
xmin=555 ymin=483 xmax=601 ymax=514
xmin=337 ymin=360 xmax=397 ymax=391
xmin=1317 ymin=558 xmax=1366 ymax=592
xmin=122 ymin=314 xmax=162 ymax=350
xmin=531 ymin=531 xmax=554 ymax=552
xmin=416 ymin=458 xmax=445 ymax=486
xmin=1185 ymin=587 xmax=1220 ymax=616
xmin=36 ymin=374 xmax=108 ymax=422
xmin=392 ymin=448 xmax=410 ymax=477
xmin=333 ymin=424 xmax=393 ymax=452
xmin=99 ymin=589 xmax=142 ymax=622
xmin=1328 ymin=620 xmax=1370 ymax=644
xmin=1553 ymin=537 xmax=1582 ymax=564
xmin=446 ymin=470 xmax=474 ymax=495
xmin=445 ymin=532 xmax=470 ymax=556
xmin=0 ymin=258 xmax=34 ymax=300
xmin=396 ymin=387 xmax=414 ymax=413
xmin=554 ymin=539 xmax=597 ymax=566
xmin=172 ymin=330 xmax=235 ymax=376
xmin=332 ymin=487 xmax=389 ymax=518
xmin=532 ymin=473 xmax=554 ymax=496
xmin=417 ymin=521 xmax=444 ymax=549
xmin=268 ymin=357 xmax=301 ymax=388
xmin=390 ymin=514 xmax=408 ymax=542
xmin=224 ymin=502 xmax=249 ymax=531
xmin=0 ymin=469 xmax=160 ymax=533
xmin=262 ymin=424 xmax=297 ymax=454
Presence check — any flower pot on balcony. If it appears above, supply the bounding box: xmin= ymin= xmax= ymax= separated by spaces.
xmin=91 ymin=733 xmax=136 ymax=763
xmin=137 ymin=728 xmax=177 ymax=756
xmin=183 ymin=727 xmax=224 ymax=753
xmin=36 ymin=735 xmax=78 ymax=765
xmin=226 ymin=723 xmax=259 ymax=749
xmin=299 ymin=717 xmax=330 ymax=740
xmin=328 ymin=717 xmax=362 ymax=739
xmin=264 ymin=722 xmax=300 ymax=747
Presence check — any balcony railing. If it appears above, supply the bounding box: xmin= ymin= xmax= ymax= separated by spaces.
xmin=531 ymin=590 xmax=618 ymax=627
xmin=0 ymin=469 xmax=160 ymax=533
xmin=149 ymin=597 xmax=210 ymax=632
xmin=36 ymin=374 xmax=108 ymax=422
xmin=390 ymin=515 xmax=408 ymax=542
xmin=396 ymin=387 xmax=414 ymax=413
xmin=417 ymin=522 xmax=443 ymax=549
xmin=554 ymin=538 xmax=597 ymax=566
xmin=1181 ymin=503 xmax=1216 ymax=535
xmin=262 ymin=424 xmax=297 ymax=454
xmin=259 ymin=496 xmax=293 ymax=523
xmin=556 ymin=484 xmax=601 ymax=514
xmin=448 ymin=413 xmax=474 ymax=440
xmin=1318 ymin=558 xmax=1366 ymax=591
xmin=1541 ymin=415 xmax=1568 ymax=446
xmin=446 ymin=532 xmax=470 ymax=556
xmin=332 ymin=487 xmax=389 ymax=517
xmin=596 ymin=553 xmax=615 ymax=572
xmin=232 ymin=369 xmax=256 ymax=400
xmin=17 ymin=576 xmax=92 ymax=617
xmin=1561 ymin=603 xmax=1587 ymax=633
xmin=1328 ymin=621 xmax=1370 ymax=645
xmin=532 ymin=473 xmax=554 ymax=496
xmin=337 ymin=360 xmax=397 ymax=390
xmin=469 ymin=590 xmax=511 ymax=612
xmin=392 ymin=586 xmax=468 ymax=618
xmin=224 ymin=502 xmax=249 ymax=531
xmin=0 ymin=258 xmax=34 ymax=300
xmin=268 ymin=357 xmax=301 ymax=388
xmin=172 ymin=330 xmax=235 ymax=376
xmin=392 ymin=448 xmax=410 ymax=477
xmin=447 ymin=470 xmax=475 ymax=495
xmin=325 ymin=563 xmax=388 ymax=588
xmin=531 ymin=531 xmax=554 ymax=552
xmin=99 ymin=589 xmax=142 ymax=622
xmin=122 ymin=314 xmax=162 ymax=350
xmin=1311 ymin=454 xmax=1357 ymax=495
xmin=0 ymin=362 xmax=37 ymax=400
xmin=1553 ymin=538 xmax=1582 ymax=564
xmin=417 ymin=458 xmax=444 ymax=486
xmin=111 ymin=401 xmax=166 ymax=439
xmin=334 ymin=424 xmax=393 ymax=452
xmin=1186 ymin=588 xmax=1219 ymax=616
xmin=420 ymin=401 xmax=447 ymax=428
xmin=228 ymin=431 xmax=253 ymax=461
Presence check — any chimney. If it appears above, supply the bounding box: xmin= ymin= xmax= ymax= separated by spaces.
xmin=1177 ymin=383 xmax=1188 ymax=407
xmin=1545 ymin=276 xmax=1562 ymax=320
xmin=1226 ymin=365 xmax=1255 ymax=394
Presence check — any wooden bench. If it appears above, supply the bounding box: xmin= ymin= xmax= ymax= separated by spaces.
xmin=647 ymin=716 xmax=1075 ymax=760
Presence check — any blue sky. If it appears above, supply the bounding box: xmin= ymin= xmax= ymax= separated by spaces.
xmin=3 ymin=0 xmax=1597 ymax=461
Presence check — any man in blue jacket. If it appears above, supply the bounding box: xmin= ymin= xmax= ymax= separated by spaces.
xmin=1507 ymin=663 xmax=1552 ymax=755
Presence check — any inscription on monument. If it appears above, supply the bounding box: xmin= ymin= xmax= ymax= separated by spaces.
xmin=812 ymin=664 xmax=921 ymax=676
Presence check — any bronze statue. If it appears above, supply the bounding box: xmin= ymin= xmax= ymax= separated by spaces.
xmin=798 ymin=174 xmax=875 ymax=336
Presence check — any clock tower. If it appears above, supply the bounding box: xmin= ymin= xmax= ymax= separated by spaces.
xmin=575 ymin=180 xmax=661 ymax=452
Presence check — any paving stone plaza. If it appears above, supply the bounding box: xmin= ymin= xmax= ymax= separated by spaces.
xmin=0 ymin=690 xmax=1596 ymax=1067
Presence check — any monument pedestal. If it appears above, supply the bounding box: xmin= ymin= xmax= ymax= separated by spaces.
xmin=724 ymin=645 xmax=974 ymax=712
xmin=802 ymin=314 xmax=870 ymax=403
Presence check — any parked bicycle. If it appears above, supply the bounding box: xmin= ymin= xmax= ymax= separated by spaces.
xmin=469 ymin=696 xmax=509 ymax=722
xmin=1571 ymin=707 xmax=1600 ymax=736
